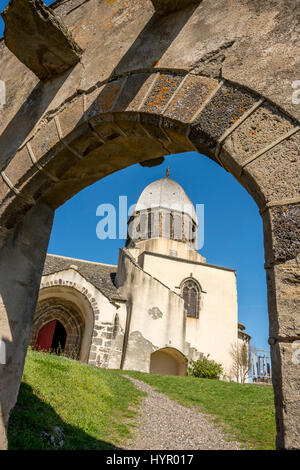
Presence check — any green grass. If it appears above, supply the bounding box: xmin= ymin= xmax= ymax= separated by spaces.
xmin=8 ymin=349 xmax=144 ymax=450
xmin=8 ymin=350 xmax=276 ymax=450
xmin=125 ymin=371 xmax=276 ymax=450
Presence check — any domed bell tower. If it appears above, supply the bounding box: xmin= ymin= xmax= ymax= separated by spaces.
xmin=126 ymin=169 xmax=205 ymax=263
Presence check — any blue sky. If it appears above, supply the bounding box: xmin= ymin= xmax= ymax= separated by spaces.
xmin=0 ymin=1 xmax=269 ymax=350
xmin=0 ymin=0 xmax=5 ymax=36
xmin=49 ymin=154 xmax=269 ymax=350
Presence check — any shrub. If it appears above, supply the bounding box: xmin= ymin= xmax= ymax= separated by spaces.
xmin=188 ymin=355 xmax=223 ymax=379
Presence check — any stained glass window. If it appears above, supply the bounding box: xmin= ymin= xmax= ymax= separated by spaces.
xmin=181 ymin=280 xmax=200 ymax=318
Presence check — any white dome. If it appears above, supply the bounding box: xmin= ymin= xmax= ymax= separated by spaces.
xmin=135 ymin=177 xmax=197 ymax=222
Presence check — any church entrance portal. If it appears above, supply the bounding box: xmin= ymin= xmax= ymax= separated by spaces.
xmin=35 ymin=320 xmax=67 ymax=354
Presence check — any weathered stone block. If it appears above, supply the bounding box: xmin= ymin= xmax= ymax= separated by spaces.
xmin=139 ymin=112 xmax=189 ymax=156
xmin=267 ymin=257 xmax=300 ymax=338
xmin=113 ymin=118 xmax=148 ymax=139
xmin=41 ymin=146 xmax=79 ymax=181
xmin=192 ymin=82 xmax=258 ymax=143
xmin=0 ymin=179 xmax=11 ymax=209
xmin=162 ymin=118 xmax=194 ymax=153
xmin=43 ymin=159 xmax=100 ymax=200
xmin=1 ymin=148 xmax=54 ymax=220
xmin=65 ymin=123 xmax=103 ymax=158
xmin=271 ymin=341 xmax=300 ymax=449
xmin=0 ymin=192 xmax=36 ymax=231
xmin=85 ymin=81 xmax=123 ymax=120
xmin=88 ymin=119 xmax=123 ymax=142
xmin=164 ymin=74 xmax=218 ymax=123
xmin=72 ymin=129 xmax=165 ymax=172
xmin=93 ymin=338 xmax=103 ymax=346
xmin=2 ymin=0 xmax=82 ymax=81
xmin=29 ymin=119 xmax=61 ymax=164
xmin=102 ymin=332 xmax=112 ymax=339
xmin=3 ymin=146 xmax=37 ymax=191
xmin=56 ymin=96 xmax=85 ymax=139
xmin=142 ymin=72 xmax=184 ymax=114
xmin=263 ymin=204 xmax=300 ymax=264
xmin=223 ymin=102 xmax=296 ymax=166
xmin=151 ymin=0 xmax=201 ymax=15
xmin=139 ymin=113 xmax=167 ymax=141
xmin=244 ymin=132 xmax=300 ymax=203
xmin=113 ymin=73 xmax=154 ymax=113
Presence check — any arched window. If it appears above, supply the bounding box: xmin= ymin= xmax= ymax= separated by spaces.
xmin=181 ymin=279 xmax=200 ymax=318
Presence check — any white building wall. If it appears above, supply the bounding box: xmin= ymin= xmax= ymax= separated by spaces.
xmin=139 ymin=251 xmax=238 ymax=378
xmin=116 ymin=249 xmax=189 ymax=373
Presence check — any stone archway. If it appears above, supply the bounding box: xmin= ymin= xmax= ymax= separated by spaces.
xmin=0 ymin=0 xmax=299 ymax=449
xmin=35 ymin=271 xmax=98 ymax=363
xmin=150 ymin=348 xmax=187 ymax=376
xmin=30 ymin=297 xmax=84 ymax=360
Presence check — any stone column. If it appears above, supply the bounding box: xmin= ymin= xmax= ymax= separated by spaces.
xmin=0 ymin=202 xmax=54 ymax=450
xmin=263 ymin=203 xmax=300 ymax=449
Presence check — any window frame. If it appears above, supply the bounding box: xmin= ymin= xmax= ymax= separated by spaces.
xmin=181 ymin=278 xmax=201 ymax=318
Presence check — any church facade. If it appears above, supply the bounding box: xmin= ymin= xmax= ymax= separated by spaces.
xmin=30 ymin=176 xmax=250 ymax=380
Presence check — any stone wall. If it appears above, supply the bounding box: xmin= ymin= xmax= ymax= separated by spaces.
xmin=139 ymin=249 xmax=238 ymax=378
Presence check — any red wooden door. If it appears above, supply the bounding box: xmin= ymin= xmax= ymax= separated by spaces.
xmin=35 ymin=320 xmax=57 ymax=352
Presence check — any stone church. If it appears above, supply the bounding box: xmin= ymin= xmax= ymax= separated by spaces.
xmin=30 ymin=174 xmax=250 ymax=379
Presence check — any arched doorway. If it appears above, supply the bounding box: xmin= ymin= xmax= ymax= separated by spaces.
xmin=36 ymin=278 xmax=97 ymax=364
xmin=35 ymin=320 xmax=67 ymax=354
xmin=30 ymin=296 xmax=85 ymax=361
xmin=150 ymin=348 xmax=187 ymax=376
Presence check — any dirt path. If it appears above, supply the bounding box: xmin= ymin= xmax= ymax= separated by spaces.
xmin=125 ymin=377 xmax=244 ymax=450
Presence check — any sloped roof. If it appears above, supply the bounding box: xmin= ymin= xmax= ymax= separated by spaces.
xmin=43 ymin=254 xmax=123 ymax=301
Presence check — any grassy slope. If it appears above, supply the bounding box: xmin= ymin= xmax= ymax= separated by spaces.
xmin=126 ymin=371 xmax=276 ymax=450
xmin=8 ymin=350 xmax=276 ymax=450
xmin=8 ymin=349 xmax=144 ymax=450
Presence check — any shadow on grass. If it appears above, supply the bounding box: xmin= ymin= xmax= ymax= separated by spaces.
xmin=8 ymin=383 xmax=120 ymax=450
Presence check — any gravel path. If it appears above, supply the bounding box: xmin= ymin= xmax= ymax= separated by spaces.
xmin=125 ymin=377 xmax=244 ymax=450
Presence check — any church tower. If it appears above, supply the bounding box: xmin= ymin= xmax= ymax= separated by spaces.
xmin=126 ymin=169 xmax=205 ymax=264
xmin=116 ymin=171 xmax=242 ymax=378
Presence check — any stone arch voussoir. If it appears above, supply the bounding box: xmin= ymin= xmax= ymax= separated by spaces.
xmin=0 ymin=70 xmax=299 ymax=244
